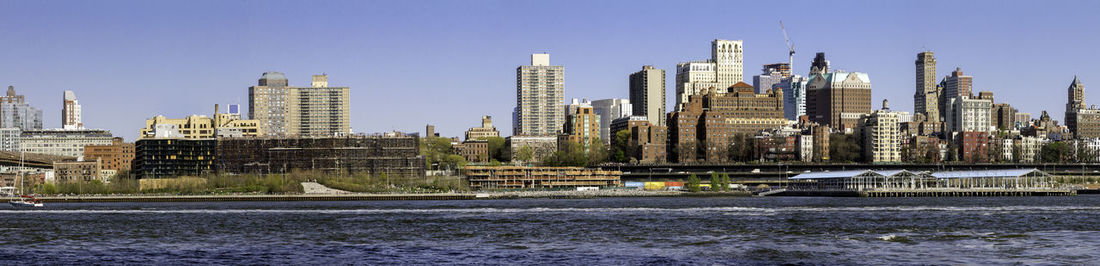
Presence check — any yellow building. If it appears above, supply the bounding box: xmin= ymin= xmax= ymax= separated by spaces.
xmin=139 ymin=105 xmax=262 ymax=139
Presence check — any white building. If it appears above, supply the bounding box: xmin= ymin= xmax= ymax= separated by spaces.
xmin=753 ymin=66 xmax=784 ymax=94
xmin=0 ymin=128 xmax=19 ymax=151
xmin=799 ymin=134 xmax=813 ymax=162
xmin=514 ymin=54 xmax=565 ymax=136
xmin=19 ymin=129 xmax=114 ymax=158
xmin=591 ymin=99 xmax=631 ymax=144
xmin=675 ymin=39 xmax=744 ymax=106
xmin=62 ymin=90 xmax=83 ymax=129
xmin=945 ymin=96 xmax=993 ymax=135
xmin=861 ymin=100 xmax=902 ymax=163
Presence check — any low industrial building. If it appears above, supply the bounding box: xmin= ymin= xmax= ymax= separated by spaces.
xmin=133 ymin=138 xmax=217 ymax=178
xmin=464 ymin=166 xmax=621 ymax=190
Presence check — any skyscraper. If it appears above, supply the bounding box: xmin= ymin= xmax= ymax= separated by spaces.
xmin=1065 ymin=76 xmax=1100 ymax=139
xmin=0 ymin=86 xmax=43 ymax=131
xmin=628 ymin=65 xmax=665 ymax=126
xmin=248 ymin=72 xmax=351 ymax=137
xmin=806 ymin=71 xmax=873 ymax=131
xmin=860 ymin=99 xmax=902 ymax=163
xmin=809 ymin=52 xmax=829 ymax=75
xmin=943 ymin=67 xmax=972 ymax=103
xmin=514 ymin=53 xmax=565 ymax=137
xmin=914 ymin=51 xmax=939 ymax=121
xmin=675 ymin=39 xmax=743 ymax=106
xmin=62 ymin=90 xmax=83 ymax=129
xmin=779 ymin=75 xmax=809 ymax=120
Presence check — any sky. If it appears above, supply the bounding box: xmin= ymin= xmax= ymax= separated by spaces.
xmin=2 ymin=0 xmax=1099 ymax=141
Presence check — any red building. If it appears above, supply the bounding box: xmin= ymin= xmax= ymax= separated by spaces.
xmin=958 ymin=131 xmax=990 ymax=163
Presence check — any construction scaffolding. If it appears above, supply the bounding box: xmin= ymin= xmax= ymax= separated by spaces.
xmin=216 ymin=134 xmax=426 ymax=178
xmin=464 ymin=166 xmax=622 ymax=190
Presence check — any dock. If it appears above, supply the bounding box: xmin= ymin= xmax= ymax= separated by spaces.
xmin=37 ymin=194 xmax=477 ymax=203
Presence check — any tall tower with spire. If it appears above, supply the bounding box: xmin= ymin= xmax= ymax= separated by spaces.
xmin=1065 ymin=76 xmax=1100 ymax=139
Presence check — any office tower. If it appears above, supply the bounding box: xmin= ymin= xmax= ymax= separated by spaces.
xmin=914 ymin=51 xmax=939 ymax=121
xmin=753 ymin=64 xmax=785 ymax=94
xmin=62 ymin=90 xmax=83 ymax=129
xmin=942 ymin=67 xmax=972 ymax=108
xmin=591 ymin=98 xmax=631 ymax=144
xmin=1065 ymin=76 xmax=1100 ymax=139
xmin=629 ymin=65 xmax=666 ymax=126
xmin=248 ymin=72 xmax=351 ymax=137
xmin=806 ymin=71 xmax=873 ymax=131
xmin=860 ymin=99 xmax=902 ymax=163
xmin=562 ymin=101 xmax=600 ymax=150
xmin=0 ymin=86 xmax=43 ymax=131
xmin=675 ymin=39 xmax=744 ymax=105
xmin=779 ymin=75 xmax=809 ymax=120
xmin=514 ymin=53 xmax=565 ymax=136
xmin=809 ymin=52 xmax=829 ymax=75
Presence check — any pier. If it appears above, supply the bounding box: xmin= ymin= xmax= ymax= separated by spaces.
xmin=37 ymin=194 xmax=476 ymax=203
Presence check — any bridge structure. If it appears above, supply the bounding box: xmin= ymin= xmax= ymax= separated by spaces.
xmin=0 ymin=151 xmax=74 ymax=169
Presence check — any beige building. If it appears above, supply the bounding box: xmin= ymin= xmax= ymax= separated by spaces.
xmin=514 ymin=54 xmax=565 ymax=137
xmin=20 ymin=129 xmax=114 ymax=158
xmin=54 ymin=158 xmax=112 ymax=183
xmin=139 ymin=105 xmax=262 ymax=139
xmin=249 ymin=72 xmax=351 ymax=137
xmin=945 ymin=96 xmax=993 ymax=135
xmin=629 ymin=65 xmax=665 ymax=126
xmin=861 ymin=100 xmax=902 ymax=163
xmin=675 ymin=39 xmax=744 ymax=105
xmin=914 ymin=51 xmax=939 ymax=122
xmin=464 ymin=116 xmax=500 ymax=140
xmin=561 ymin=100 xmax=600 ymax=150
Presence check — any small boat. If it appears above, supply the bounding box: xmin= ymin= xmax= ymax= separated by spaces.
xmin=9 ymin=195 xmax=43 ymax=208
xmin=8 ymin=149 xmax=43 ymax=208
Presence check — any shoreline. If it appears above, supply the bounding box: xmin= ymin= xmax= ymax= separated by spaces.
xmin=30 ymin=190 xmax=753 ymax=203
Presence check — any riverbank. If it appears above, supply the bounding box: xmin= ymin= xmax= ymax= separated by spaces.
xmin=30 ymin=190 xmax=752 ymax=203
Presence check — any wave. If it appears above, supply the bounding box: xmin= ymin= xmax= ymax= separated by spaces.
xmin=0 ymin=205 xmax=1098 ymax=214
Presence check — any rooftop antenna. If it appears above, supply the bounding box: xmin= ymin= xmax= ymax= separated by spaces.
xmin=780 ymin=20 xmax=795 ymax=68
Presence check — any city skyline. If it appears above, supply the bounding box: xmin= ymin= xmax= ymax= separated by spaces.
xmin=2 ymin=1 xmax=1100 ymax=141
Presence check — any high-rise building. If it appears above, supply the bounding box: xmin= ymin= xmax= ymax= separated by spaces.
xmin=762 ymin=63 xmax=792 ymax=78
xmin=62 ymin=90 xmax=83 ymax=129
xmin=1065 ymin=76 xmax=1100 ymax=139
xmin=248 ymin=72 xmax=350 ymax=137
xmin=753 ymin=64 xmax=785 ymax=95
xmin=945 ymin=96 xmax=993 ymax=135
xmin=806 ymin=70 xmax=873 ymax=132
xmin=779 ymin=75 xmax=809 ymax=120
xmin=809 ymin=52 xmax=829 ymax=75
xmin=465 ymin=116 xmax=500 ymax=140
xmin=675 ymin=39 xmax=744 ymax=105
xmin=860 ymin=100 xmax=902 ymax=163
xmin=914 ymin=51 xmax=939 ymax=122
xmin=629 ymin=65 xmax=665 ymax=126
xmin=941 ymin=67 xmax=973 ymax=118
xmin=561 ymin=100 xmax=600 ymax=150
xmin=992 ymin=103 xmax=1018 ymax=131
xmin=514 ymin=53 xmax=565 ymax=137
xmin=0 ymin=86 xmax=43 ymax=131
xmin=591 ymin=99 xmax=631 ymax=144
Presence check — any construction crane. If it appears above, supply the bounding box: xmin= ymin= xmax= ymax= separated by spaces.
xmin=780 ymin=20 xmax=795 ymax=68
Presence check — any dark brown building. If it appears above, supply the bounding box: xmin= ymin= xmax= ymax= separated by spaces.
xmin=667 ymin=82 xmax=785 ymax=163
xmin=454 ymin=139 xmax=489 ymax=163
xmin=216 ymin=133 xmax=425 ymax=178
xmin=611 ymin=116 xmax=667 ymax=164
xmin=806 ymin=71 xmax=873 ymax=131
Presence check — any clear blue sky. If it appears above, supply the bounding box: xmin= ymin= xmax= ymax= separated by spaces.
xmin=2 ymin=0 xmax=1099 ymax=141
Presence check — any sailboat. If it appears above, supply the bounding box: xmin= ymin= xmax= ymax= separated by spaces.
xmin=9 ymin=147 xmax=43 ymax=208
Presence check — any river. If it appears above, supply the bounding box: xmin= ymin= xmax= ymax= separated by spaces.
xmin=1 ymin=196 xmax=1098 ymax=264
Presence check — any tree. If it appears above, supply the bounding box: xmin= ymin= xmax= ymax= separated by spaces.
xmin=720 ymin=173 xmax=731 ymax=192
xmin=1041 ymin=142 xmax=1071 ymax=163
xmin=515 ymin=146 xmax=534 ymax=164
xmin=686 ymin=174 xmax=701 ymax=192
xmin=710 ymin=173 xmax=721 ymax=192
xmin=542 ymin=140 xmax=588 ymax=167
xmin=421 ymin=136 xmax=460 ymax=170
xmin=610 ymin=130 xmax=633 ymax=163
xmin=586 ymin=138 xmax=609 ymax=166
xmin=828 ymin=133 xmax=863 ymax=163
xmin=484 ymin=136 xmax=509 ymax=162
